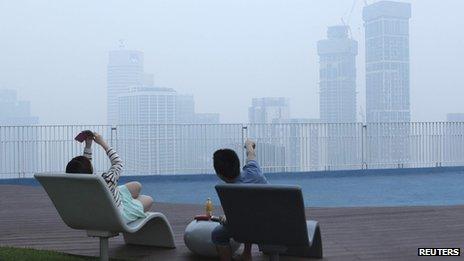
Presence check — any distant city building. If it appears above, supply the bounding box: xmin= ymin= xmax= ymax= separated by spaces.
xmin=117 ymin=86 xmax=224 ymax=174
xmin=247 ymin=97 xmax=290 ymax=171
xmin=194 ymin=113 xmax=220 ymax=124
xmin=0 ymin=89 xmax=38 ymax=125
xmin=176 ymin=95 xmax=195 ymax=124
xmin=363 ymin=1 xmax=411 ymax=123
xmin=317 ymin=25 xmax=357 ymax=123
xmin=447 ymin=113 xmax=464 ymax=122
xmin=445 ymin=113 xmax=464 ymax=166
xmin=363 ymin=1 xmax=412 ymax=168
xmin=175 ymin=97 xmax=223 ymax=172
xmin=317 ymin=25 xmax=359 ymax=170
xmin=271 ymin=118 xmax=321 ymax=171
xmin=248 ymin=97 xmax=290 ymax=123
xmin=118 ymin=87 xmax=177 ymax=125
xmin=118 ymin=87 xmax=177 ymax=174
xmin=0 ymin=89 xmax=39 ymax=177
xmin=107 ymin=50 xmax=144 ymax=125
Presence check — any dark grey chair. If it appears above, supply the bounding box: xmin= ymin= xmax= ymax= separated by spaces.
xmin=215 ymin=184 xmax=322 ymax=261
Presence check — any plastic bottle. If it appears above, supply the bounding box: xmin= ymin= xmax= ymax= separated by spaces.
xmin=205 ymin=198 xmax=213 ymax=217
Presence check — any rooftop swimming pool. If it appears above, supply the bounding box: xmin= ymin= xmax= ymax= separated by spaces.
xmin=2 ymin=167 xmax=464 ymax=207
xmin=123 ymin=167 xmax=464 ymax=207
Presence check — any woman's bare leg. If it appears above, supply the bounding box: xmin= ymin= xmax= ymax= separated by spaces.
xmin=125 ymin=181 xmax=142 ymax=199
xmin=137 ymin=195 xmax=154 ymax=212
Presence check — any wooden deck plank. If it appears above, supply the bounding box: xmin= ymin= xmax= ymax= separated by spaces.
xmin=0 ymin=185 xmax=463 ymax=260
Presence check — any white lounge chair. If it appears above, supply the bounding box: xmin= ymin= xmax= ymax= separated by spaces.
xmin=35 ymin=173 xmax=176 ymax=261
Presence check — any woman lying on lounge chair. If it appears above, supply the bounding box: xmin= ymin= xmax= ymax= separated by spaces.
xmin=66 ymin=132 xmax=153 ymax=224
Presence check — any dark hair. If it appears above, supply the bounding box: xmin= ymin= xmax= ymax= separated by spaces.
xmin=213 ymin=149 xmax=240 ymax=180
xmin=66 ymin=156 xmax=93 ymax=174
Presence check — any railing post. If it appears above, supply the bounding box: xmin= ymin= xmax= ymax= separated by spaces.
xmin=17 ymin=126 xmax=21 ymax=178
xmin=0 ymin=126 xmax=3 ymax=178
xmin=361 ymin=124 xmax=367 ymax=169
xmin=241 ymin=125 xmax=248 ymax=164
xmin=110 ymin=126 xmax=117 ymax=149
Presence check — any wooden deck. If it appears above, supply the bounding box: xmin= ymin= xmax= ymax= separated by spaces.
xmin=0 ymin=185 xmax=463 ymax=260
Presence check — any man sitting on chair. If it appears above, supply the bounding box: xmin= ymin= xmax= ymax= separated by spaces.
xmin=212 ymin=139 xmax=268 ymax=261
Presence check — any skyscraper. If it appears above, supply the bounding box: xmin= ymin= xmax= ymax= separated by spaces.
xmin=118 ymin=87 xmax=177 ymax=174
xmin=363 ymin=1 xmax=411 ymax=123
xmin=317 ymin=25 xmax=358 ymax=123
xmin=107 ymin=50 xmax=144 ymax=125
xmin=248 ymin=97 xmax=290 ymax=123
xmin=363 ymin=1 xmax=412 ymax=168
xmin=317 ymin=26 xmax=359 ymax=170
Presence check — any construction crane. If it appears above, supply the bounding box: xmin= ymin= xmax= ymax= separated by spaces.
xmin=341 ymin=0 xmax=360 ymax=39
xmin=345 ymin=0 xmax=357 ymax=25
xmin=340 ymin=17 xmax=354 ymax=39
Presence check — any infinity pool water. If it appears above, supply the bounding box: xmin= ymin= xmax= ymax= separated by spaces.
xmin=3 ymin=168 xmax=463 ymax=207
xmin=127 ymin=169 xmax=464 ymax=207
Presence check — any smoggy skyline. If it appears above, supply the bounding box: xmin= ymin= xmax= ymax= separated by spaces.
xmin=0 ymin=0 xmax=463 ymax=124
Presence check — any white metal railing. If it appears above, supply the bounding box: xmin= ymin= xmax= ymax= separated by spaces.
xmin=1 ymin=122 xmax=464 ymax=178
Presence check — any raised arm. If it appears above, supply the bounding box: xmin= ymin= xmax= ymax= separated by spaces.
xmin=83 ymin=137 xmax=93 ymax=161
xmin=243 ymin=139 xmax=267 ymax=184
xmin=104 ymin=147 xmax=123 ymax=178
xmin=245 ymin=139 xmax=256 ymax=161
xmin=93 ymin=132 xmax=123 ymax=180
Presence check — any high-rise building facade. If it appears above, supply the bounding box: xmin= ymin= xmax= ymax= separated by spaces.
xmin=176 ymin=95 xmax=195 ymax=124
xmin=248 ymin=97 xmax=290 ymax=124
xmin=363 ymin=1 xmax=411 ymax=123
xmin=363 ymin=1 xmax=412 ymax=168
xmin=317 ymin=25 xmax=357 ymax=123
xmin=118 ymin=87 xmax=177 ymax=174
xmin=107 ymin=50 xmax=144 ymax=125
xmin=317 ymin=26 xmax=359 ymax=170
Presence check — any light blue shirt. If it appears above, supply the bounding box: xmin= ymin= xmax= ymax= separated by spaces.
xmin=233 ymin=160 xmax=268 ymax=184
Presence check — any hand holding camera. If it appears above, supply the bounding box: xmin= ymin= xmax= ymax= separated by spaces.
xmin=93 ymin=132 xmax=110 ymax=151
xmin=75 ymin=130 xmax=109 ymax=151
xmin=244 ymin=139 xmax=256 ymax=150
xmin=244 ymin=139 xmax=257 ymax=161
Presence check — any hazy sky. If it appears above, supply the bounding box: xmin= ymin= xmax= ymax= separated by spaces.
xmin=0 ymin=0 xmax=463 ymax=124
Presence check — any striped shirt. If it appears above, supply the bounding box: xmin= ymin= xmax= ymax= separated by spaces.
xmin=83 ymin=147 xmax=123 ymax=208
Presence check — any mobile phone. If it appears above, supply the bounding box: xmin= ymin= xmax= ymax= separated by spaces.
xmin=75 ymin=130 xmax=94 ymax=143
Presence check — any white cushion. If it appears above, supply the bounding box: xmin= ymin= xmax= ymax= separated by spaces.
xmin=184 ymin=220 xmax=240 ymax=257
